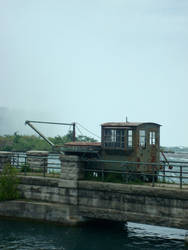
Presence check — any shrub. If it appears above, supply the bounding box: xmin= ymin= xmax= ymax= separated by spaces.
xmin=20 ymin=163 xmax=31 ymax=173
xmin=0 ymin=165 xmax=20 ymax=201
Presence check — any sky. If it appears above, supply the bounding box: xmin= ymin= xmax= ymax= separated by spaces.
xmin=0 ymin=0 xmax=188 ymax=146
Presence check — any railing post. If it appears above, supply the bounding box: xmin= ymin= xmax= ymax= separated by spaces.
xmin=163 ymin=163 xmax=166 ymax=183
xmin=180 ymin=165 xmax=183 ymax=189
xmin=152 ymin=167 xmax=155 ymax=187
xmin=24 ymin=155 xmax=27 ymax=176
xmin=43 ymin=157 xmax=46 ymax=177
xmin=102 ymin=169 xmax=104 ymax=182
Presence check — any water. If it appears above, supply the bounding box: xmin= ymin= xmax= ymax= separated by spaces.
xmin=0 ymin=219 xmax=185 ymax=249
xmin=159 ymin=152 xmax=188 ymax=185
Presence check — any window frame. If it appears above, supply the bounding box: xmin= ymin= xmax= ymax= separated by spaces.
xmin=149 ymin=131 xmax=156 ymax=145
xmin=103 ymin=128 xmax=125 ymax=149
xmin=127 ymin=129 xmax=133 ymax=148
xmin=139 ymin=130 xmax=146 ymax=147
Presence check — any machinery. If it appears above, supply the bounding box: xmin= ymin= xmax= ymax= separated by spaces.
xmin=26 ymin=120 xmax=162 ymax=181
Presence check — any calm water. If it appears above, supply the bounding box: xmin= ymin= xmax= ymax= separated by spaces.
xmin=0 ymin=219 xmax=186 ymax=250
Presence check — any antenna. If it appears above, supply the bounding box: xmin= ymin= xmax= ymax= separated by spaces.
xmin=126 ymin=116 xmax=128 ymax=123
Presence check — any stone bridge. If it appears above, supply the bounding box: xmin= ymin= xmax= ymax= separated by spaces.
xmin=0 ymin=154 xmax=188 ymax=229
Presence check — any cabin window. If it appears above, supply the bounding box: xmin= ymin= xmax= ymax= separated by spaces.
xmin=104 ymin=129 xmax=125 ymax=149
xmin=149 ymin=131 xmax=156 ymax=145
xmin=127 ymin=130 xmax=133 ymax=148
xmin=139 ymin=130 xmax=146 ymax=147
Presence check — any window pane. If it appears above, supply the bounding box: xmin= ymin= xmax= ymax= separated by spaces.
xmin=149 ymin=131 xmax=156 ymax=145
xmin=103 ymin=129 xmax=125 ymax=149
xmin=128 ymin=130 xmax=133 ymax=147
xmin=139 ymin=130 xmax=146 ymax=147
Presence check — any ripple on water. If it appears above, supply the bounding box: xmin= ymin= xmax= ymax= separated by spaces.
xmin=0 ymin=219 xmax=185 ymax=250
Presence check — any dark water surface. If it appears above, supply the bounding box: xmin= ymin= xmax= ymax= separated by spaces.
xmin=0 ymin=218 xmax=185 ymax=250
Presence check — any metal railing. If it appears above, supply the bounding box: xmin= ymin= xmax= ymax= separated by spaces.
xmin=11 ymin=152 xmax=61 ymax=177
xmin=82 ymin=159 xmax=188 ymax=189
xmin=9 ymin=152 xmax=188 ymax=189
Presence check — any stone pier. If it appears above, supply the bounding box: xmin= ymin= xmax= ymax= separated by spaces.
xmin=26 ymin=150 xmax=49 ymax=172
xmin=58 ymin=155 xmax=85 ymax=223
xmin=0 ymin=151 xmax=12 ymax=172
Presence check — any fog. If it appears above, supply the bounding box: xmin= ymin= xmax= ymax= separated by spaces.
xmin=1 ymin=0 xmax=188 ymax=146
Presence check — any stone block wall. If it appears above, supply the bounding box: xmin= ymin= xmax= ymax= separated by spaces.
xmin=1 ymin=153 xmax=188 ymax=229
xmin=26 ymin=150 xmax=49 ymax=172
xmin=0 ymin=151 xmax=12 ymax=172
xmin=17 ymin=155 xmax=85 ymax=224
xmin=77 ymin=181 xmax=188 ymax=229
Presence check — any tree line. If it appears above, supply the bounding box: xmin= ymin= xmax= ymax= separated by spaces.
xmin=0 ymin=131 xmax=97 ymax=152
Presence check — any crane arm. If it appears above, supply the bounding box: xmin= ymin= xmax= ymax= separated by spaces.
xmin=25 ymin=120 xmax=55 ymax=147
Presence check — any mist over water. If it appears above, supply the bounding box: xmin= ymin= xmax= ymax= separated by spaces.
xmin=0 ymin=107 xmax=73 ymax=137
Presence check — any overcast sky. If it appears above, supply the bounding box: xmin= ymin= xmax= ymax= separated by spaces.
xmin=0 ymin=0 xmax=188 ymax=146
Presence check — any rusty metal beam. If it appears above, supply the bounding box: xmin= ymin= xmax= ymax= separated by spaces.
xmin=25 ymin=120 xmax=54 ymax=147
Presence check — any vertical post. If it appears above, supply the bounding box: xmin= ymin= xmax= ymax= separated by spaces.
xmin=17 ymin=153 xmax=19 ymax=168
xmin=72 ymin=122 xmax=76 ymax=142
xmin=43 ymin=157 xmax=46 ymax=177
xmin=102 ymin=169 xmax=104 ymax=182
xmin=152 ymin=168 xmax=155 ymax=187
xmin=24 ymin=154 xmax=27 ymax=176
xmin=163 ymin=163 xmax=166 ymax=183
xmin=180 ymin=165 xmax=183 ymax=189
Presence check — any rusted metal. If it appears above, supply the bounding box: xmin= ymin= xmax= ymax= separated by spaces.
xmin=101 ymin=122 xmax=161 ymax=127
xmin=25 ymin=121 xmax=54 ymax=147
xmin=72 ymin=122 xmax=76 ymax=142
xmin=63 ymin=121 xmax=161 ymax=181
xmin=25 ymin=120 xmax=76 ymax=148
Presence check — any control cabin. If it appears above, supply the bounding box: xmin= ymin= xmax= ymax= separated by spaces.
xmin=64 ymin=122 xmax=160 ymax=162
xmin=63 ymin=121 xmax=161 ymax=180
xmin=101 ymin=122 xmax=160 ymax=164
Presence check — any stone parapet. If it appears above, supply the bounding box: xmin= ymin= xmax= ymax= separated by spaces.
xmin=0 ymin=151 xmax=12 ymax=172
xmin=59 ymin=155 xmax=84 ymax=180
xmin=26 ymin=150 xmax=49 ymax=172
xmin=59 ymin=155 xmax=84 ymax=207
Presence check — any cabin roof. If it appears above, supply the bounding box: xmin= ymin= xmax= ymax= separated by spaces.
xmin=101 ymin=122 xmax=161 ymax=127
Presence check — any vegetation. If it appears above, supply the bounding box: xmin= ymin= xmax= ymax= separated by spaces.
xmin=0 ymin=165 xmax=20 ymax=201
xmin=0 ymin=131 xmax=97 ymax=152
xmin=85 ymin=171 xmax=146 ymax=184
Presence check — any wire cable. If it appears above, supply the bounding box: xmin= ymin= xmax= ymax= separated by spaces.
xmin=76 ymin=122 xmax=101 ymax=140
xmin=76 ymin=124 xmax=84 ymax=137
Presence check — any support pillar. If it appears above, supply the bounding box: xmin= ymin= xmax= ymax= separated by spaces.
xmin=26 ymin=150 xmax=49 ymax=173
xmin=59 ymin=155 xmax=86 ymax=224
xmin=0 ymin=151 xmax=12 ymax=172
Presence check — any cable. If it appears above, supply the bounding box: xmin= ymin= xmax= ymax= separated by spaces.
xmin=76 ymin=125 xmax=84 ymax=137
xmin=76 ymin=122 xmax=101 ymax=140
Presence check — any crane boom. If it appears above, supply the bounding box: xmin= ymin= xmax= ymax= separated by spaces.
xmin=25 ymin=120 xmax=55 ymax=147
